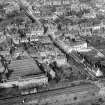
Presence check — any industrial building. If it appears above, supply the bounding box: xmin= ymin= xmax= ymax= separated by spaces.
xmin=0 ymin=58 xmax=48 ymax=89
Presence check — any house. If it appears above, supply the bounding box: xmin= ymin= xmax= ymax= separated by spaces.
xmin=69 ymin=41 xmax=88 ymax=52
xmin=80 ymin=49 xmax=105 ymax=65
xmin=43 ymin=0 xmax=62 ymax=6
xmin=55 ymin=6 xmax=66 ymax=15
xmin=62 ymin=38 xmax=88 ymax=52
xmin=62 ymin=0 xmax=70 ymax=5
xmin=38 ymin=35 xmax=51 ymax=44
xmin=54 ymin=55 xmax=67 ymax=67
xmin=26 ymin=24 xmax=44 ymax=37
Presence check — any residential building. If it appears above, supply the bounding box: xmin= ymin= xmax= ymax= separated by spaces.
xmin=55 ymin=6 xmax=66 ymax=15
xmin=43 ymin=0 xmax=62 ymax=6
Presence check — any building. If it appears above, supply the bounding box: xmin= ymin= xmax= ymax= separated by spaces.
xmin=38 ymin=35 xmax=52 ymax=44
xmin=43 ymin=0 xmax=62 ymax=6
xmin=62 ymin=38 xmax=88 ymax=52
xmin=0 ymin=74 xmax=48 ymax=89
xmin=79 ymin=48 xmax=105 ymax=65
xmin=43 ymin=0 xmax=78 ymax=6
xmin=72 ymin=50 xmax=104 ymax=77
xmin=70 ymin=41 xmax=87 ymax=52
xmin=55 ymin=6 xmax=66 ymax=15
xmin=55 ymin=58 xmax=67 ymax=68
xmin=8 ymin=58 xmax=43 ymax=79
xmin=26 ymin=24 xmax=44 ymax=38
xmin=18 ymin=74 xmax=48 ymax=89
xmin=0 ymin=58 xmax=48 ymax=89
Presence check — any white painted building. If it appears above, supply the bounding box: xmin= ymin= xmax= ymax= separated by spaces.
xmin=68 ymin=41 xmax=88 ymax=52
xmin=0 ymin=74 xmax=48 ymax=89
xmin=18 ymin=75 xmax=48 ymax=89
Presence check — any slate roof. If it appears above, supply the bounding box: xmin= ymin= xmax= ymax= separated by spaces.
xmin=8 ymin=58 xmax=42 ymax=80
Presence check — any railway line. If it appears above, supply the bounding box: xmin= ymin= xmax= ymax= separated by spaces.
xmin=48 ymin=34 xmax=98 ymax=80
xmin=0 ymin=83 xmax=99 ymax=105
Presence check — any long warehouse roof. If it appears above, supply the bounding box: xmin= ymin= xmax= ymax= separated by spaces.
xmin=8 ymin=58 xmax=42 ymax=80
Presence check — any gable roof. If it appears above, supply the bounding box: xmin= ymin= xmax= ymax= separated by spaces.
xmin=8 ymin=58 xmax=42 ymax=80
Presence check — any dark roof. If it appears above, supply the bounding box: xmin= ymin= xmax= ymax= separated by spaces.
xmin=8 ymin=58 xmax=42 ymax=80
xmin=100 ymin=60 xmax=105 ymax=66
xmin=80 ymin=49 xmax=105 ymax=63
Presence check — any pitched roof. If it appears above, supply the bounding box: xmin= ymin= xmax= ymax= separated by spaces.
xmin=8 ymin=58 xmax=42 ymax=80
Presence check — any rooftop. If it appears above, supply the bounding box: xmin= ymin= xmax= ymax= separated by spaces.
xmin=8 ymin=58 xmax=43 ymax=80
xmin=80 ymin=48 xmax=105 ymax=63
xmin=58 ymin=36 xmax=87 ymax=47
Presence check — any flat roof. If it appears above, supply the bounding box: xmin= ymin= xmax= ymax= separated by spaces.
xmin=8 ymin=58 xmax=42 ymax=80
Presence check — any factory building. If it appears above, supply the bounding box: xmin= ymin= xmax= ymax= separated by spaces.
xmin=0 ymin=58 xmax=48 ymax=89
